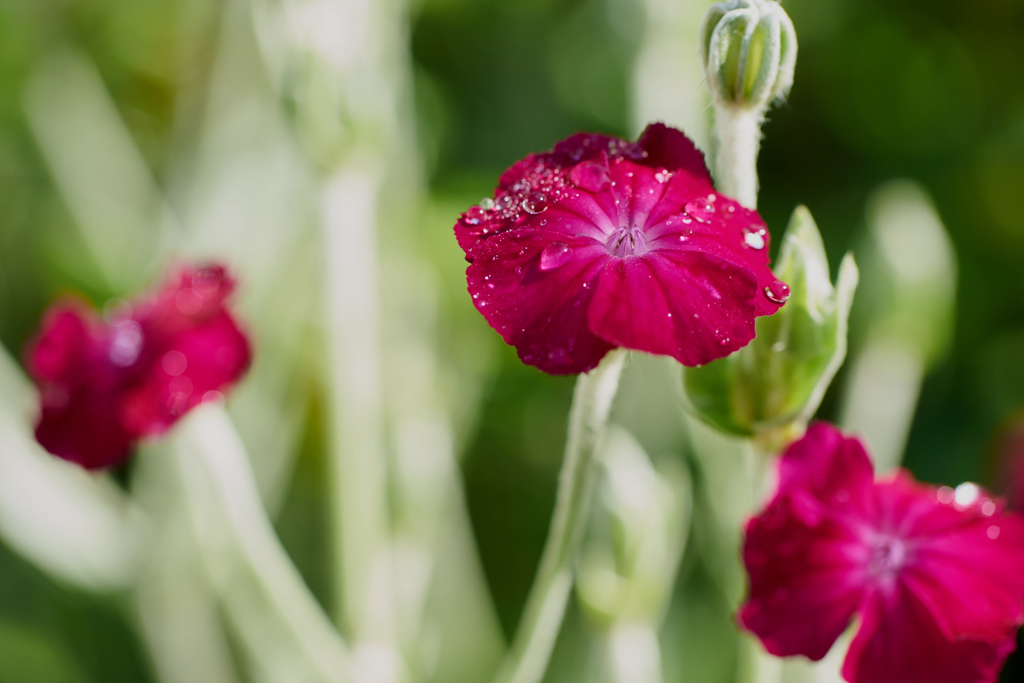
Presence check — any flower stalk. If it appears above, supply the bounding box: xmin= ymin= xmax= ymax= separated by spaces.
xmin=493 ymin=349 xmax=627 ymax=683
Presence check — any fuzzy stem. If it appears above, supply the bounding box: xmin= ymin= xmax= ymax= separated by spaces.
xmin=493 ymin=349 xmax=628 ymax=683
xmin=604 ymin=622 xmax=664 ymax=683
xmin=713 ymin=107 xmax=763 ymax=210
xmin=174 ymin=405 xmax=352 ymax=683
xmin=321 ymin=166 xmax=395 ymax=643
xmin=737 ymin=634 xmax=783 ymax=683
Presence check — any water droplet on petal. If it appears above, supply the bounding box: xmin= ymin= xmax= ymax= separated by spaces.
xmin=988 ymin=525 xmax=1001 ymax=540
xmin=684 ymin=198 xmax=715 ymax=223
xmin=540 ymin=242 xmax=574 ymax=271
xmin=982 ymin=500 xmax=997 ymax=516
xmin=522 ymin=192 xmax=548 ymax=214
xmin=955 ymin=482 xmax=980 ymax=507
xmin=463 ymin=205 xmax=486 ymax=226
xmin=480 ymin=197 xmax=495 ymax=210
xmin=764 ymin=281 xmax=791 ymax=304
xmin=743 ymin=227 xmax=766 ymax=250
xmin=937 ymin=486 xmax=955 ymax=504
xmin=569 ymin=160 xmax=611 ymax=192
xmin=654 ymin=168 xmax=672 ymax=183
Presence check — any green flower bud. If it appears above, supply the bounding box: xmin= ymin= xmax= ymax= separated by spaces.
xmin=682 ymin=206 xmax=858 ymax=450
xmin=700 ymin=0 xmax=797 ymax=110
xmin=576 ymin=427 xmax=690 ymax=626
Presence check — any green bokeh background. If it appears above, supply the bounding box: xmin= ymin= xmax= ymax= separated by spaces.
xmin=0 ymin=0 xmax=1022 ymax=680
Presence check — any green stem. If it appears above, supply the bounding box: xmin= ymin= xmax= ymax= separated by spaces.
xmin=174 ymin=405 xmax=352 ymax=683
xmin=492 ymin=349 xmax=628 ymax=683
xmin=712 ymin=107 xmax=763 ymax=210
xmin=321 ymin=166 xmax=394 ymax=641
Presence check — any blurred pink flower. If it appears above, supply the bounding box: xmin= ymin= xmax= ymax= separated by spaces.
xmin=454 ymin=123 xmax=787 ymax=375
xmin=26 ymin=264 xmax=251 ymax=470
xmin=739 ymin=422 xmax=1024 ymax=683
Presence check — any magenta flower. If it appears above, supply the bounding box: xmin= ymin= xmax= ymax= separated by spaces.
xmin=739 ymin=422 xmax=1024 ymax=683
xmin=455 ymin=123 xmax=788 ymax=375
xmin=26 ymin=264 xmax=252 ymax=470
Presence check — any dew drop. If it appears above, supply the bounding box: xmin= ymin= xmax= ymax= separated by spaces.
xmin=654 ymin=168 xmax=672 ymax=184
xmin=764 ymin=281 xmax=791 ymax=304
xmin=684 ymin=198 xmax=716 ymax=224
xmin=955 ymin=482 xmax=980 ymax=507
xmin=540 ymin=242 xmax=573 ymax=271
xmin=463 ymin=205 xmax=486 ymax=226
xmin=988 ymin=525 xmax=1001 ymax=540
xmin=569 ymin=160 xmax=611 ymax=192
xmin=743 ymin=227 xmax=766 ymax=250
xmin=480 ymin=197 xmax=495 ymax=210
xmin=937 ymin=486 xmax=955 ymax=504
xmin=982 ymin=500 xmax=997 ymax=516
xmin=522 ymin=192 xmax=548 ymax=214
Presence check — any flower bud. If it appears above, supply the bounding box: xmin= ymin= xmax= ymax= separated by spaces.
xmin=699 ymin=0 xmax=797 ymax=110
xmin=576 ymin=427 xmax=690 ymax=626
xmin=682 ymin=206 xmax=858 ymax=449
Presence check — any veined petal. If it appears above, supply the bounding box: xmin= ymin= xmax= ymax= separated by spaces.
xmin=467 ymin=228 xmax=614 ymax=374
xmin=587 ymin=250 xmax=758 ymax=366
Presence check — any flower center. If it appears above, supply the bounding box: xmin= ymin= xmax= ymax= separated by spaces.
xmin=867 ymin=534 xmax=909 ymax=581
xmin=606 ymin=226 xmax=649 ymax=257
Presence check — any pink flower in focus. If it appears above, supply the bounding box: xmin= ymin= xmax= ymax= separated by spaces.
xmin=739 ymin=422 xmax=1024 ymax=683
xmin=26 ymin=264 xmax=252 ymax=470
xmin=455 ymin=123 xmax=788 ymax=375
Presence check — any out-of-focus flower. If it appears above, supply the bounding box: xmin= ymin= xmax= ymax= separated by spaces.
xmin=27 ymin=264 xmax=252 ymax=470
xmin=739 ymin=422 xmax=1024 ymax=683
xmin=454 ymin=123 xmax=787 ymax=375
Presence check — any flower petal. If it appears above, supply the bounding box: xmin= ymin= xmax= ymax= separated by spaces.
xmin=587 ymin=250 xmax=759 ymax=366
xmin=467 ymin=228 xmax=614 ymax=374
xmin=637 ymin=122 xmax=713 ymax=185
xmin=29 ymin=306 xmax=137 ymax=469
xmin=646 ymin=180 xmax=782 ymax=317
xmin=776 ymin=422 xmax=875 ymax=513
xmin=739 ymin=493 xmax=868 ymax=661
xmin=843 ymin=583 xmax=1017 ymax=683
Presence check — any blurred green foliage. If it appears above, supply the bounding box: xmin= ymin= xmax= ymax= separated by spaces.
xmin=1 ymin=0 xmax=1024 ymax=680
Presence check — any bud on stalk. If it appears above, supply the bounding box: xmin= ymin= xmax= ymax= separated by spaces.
xmin=699 ymin=0 xmax=797 ymax=208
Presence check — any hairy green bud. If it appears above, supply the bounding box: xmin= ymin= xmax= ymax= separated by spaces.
xmin=700 ymin=0 xmax=797 ymax=111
